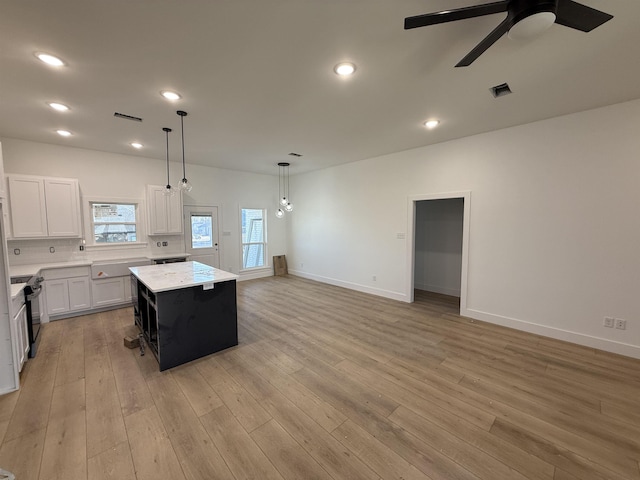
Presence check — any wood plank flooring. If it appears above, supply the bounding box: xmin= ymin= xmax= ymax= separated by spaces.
xmin=0 ymin=276 xmax=639 ymax=480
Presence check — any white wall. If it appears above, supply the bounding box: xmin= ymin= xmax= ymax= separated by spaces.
xmin=288 ymin=99 xmax=640 ymax=358
xmin=0 ymin=138 xmax=286 ymax=278
xmin=414 ymin=198 xmax=463 ymax=297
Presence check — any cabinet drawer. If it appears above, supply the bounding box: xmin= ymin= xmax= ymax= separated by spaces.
xmin=42 ymin=266 xmax=90 ymax=280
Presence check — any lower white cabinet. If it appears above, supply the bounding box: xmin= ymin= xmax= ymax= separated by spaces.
xmin=92 ymin=277 xmax=128 ymax=307
xmin=11 ymin=296 xmax=29 ymax=373
xmin=43 ymin=267 xmax=91 ymax=317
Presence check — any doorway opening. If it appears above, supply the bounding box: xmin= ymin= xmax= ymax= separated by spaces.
xmin=405 ymin=192 xmax=470 ymax=314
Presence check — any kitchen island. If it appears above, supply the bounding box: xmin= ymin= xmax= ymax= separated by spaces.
xmin=129 ymin=261 xmax=238 ymax=371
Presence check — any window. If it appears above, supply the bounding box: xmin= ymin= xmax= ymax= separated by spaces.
xmin=190 ymin=214 xmax=213 ymax=249
xmin=241 ymin=208 xmax=266 ymax=269
xmin=91 ymin=202 xmax=138 ymax=243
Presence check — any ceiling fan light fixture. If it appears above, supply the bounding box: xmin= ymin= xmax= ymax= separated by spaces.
xmin=508 ymin=11 xmax=556 ymax=40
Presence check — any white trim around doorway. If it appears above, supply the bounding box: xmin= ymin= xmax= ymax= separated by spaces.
xmin=405 ymin=191 xmax=471 ymax=315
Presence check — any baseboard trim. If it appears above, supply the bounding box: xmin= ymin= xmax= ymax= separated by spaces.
xmin=238 ymin=269 xmax=274 ymax=282
xmin=414 ymin=283 xmax=460 ymax=297
xmin=289 ymin=269 xmax=407 ymax=302
xmin=462 ymin=307 xmax=640 ymax=360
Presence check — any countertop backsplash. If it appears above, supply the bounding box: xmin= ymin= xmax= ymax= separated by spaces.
xmin=7 ymin=236 xmax=187 ymax=266
xmin=7 ymin=238 xmax=88 ymax=265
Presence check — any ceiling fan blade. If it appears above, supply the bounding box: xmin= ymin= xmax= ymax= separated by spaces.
xmin=455 ymin=16 xmax=514 ymax=67
xmin=555 ymin=0 xmax=613 ymax=32
xmin=404 ymin=0 xmax=509 ymax=29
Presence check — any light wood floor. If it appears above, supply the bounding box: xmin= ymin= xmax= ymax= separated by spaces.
xmin=1 ymin=276 xmax=639 ymax=480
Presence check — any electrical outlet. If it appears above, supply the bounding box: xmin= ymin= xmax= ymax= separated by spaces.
xmin=13 ymin=248 xmax=20 ymax=255
xmin=79 ymin=245 xmax=84 ymax=251
xmin=615 ymin=318 xmax=626 ymax=330
xmin=162 ymin=241 xmax=168 ymax=247
xmin=300 ymin=262 xmax=304 ymax=268
xmin=156 ymin=242 xmax=161 ymax=247
xmin=372 ymin=275 xmax=377 ymax=281
xmin=603 ymin=317 xmax=614 ymax=328
xmin=49 ymin=246 xmax=55 ymax=253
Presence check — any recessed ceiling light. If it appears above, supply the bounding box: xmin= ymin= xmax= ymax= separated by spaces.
xmin=334 ymin=63 xmax=356 ymax=76
xmin=35 ymin=52 xmax=65 ymax=66
xmin=161 ymin=90 xmax=181 ymax=101
xmin=424 ymin=120 xmax=440 ymax=129
xmin=56 ymin=129 xmax=72 ymax=137
xmin=130 ymin=142 xmax=143 ymax=149
xmin=48 ymin=102 xmax=70 ymax=112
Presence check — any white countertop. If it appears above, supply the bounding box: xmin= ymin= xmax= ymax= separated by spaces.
xmin=146 ymin=253 xmax=190 ymax=260
xmin=11 ymin=283 xmax=26 ymax=301
xmin=9 ymin=260 xmax=93 ymax=278
xmin=129 ymin=261 xmax=238 ymax=293
xmin=8 ymin=254 xmax=191 ymax=279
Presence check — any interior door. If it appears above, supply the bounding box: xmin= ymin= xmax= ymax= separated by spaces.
xmin=184 ymin=206 xmax=220 ymax=268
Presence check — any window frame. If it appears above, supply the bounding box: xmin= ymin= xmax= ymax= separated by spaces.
xmin=239 ymin=207 xmax=268 ymax=272
xmin=83 ymin=196 xmax=147 ymax=249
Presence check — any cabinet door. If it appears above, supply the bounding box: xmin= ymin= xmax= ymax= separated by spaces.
xmin=14 ymin=304 xmax=28 ymax=372
xmin=44 ymin=178 xmax=81 ymax=237
xmin=0 ymin=141 xmax=5 ymax=199
xmin=92 ymin=277 xmax=125 ymax=307
xmin=45 ymin=279 xmax=71 ymax=315
xmin=166 ymin=190 xmax=183 ymax=234
xmin=68 ymin=277 xmax=91 ymax=311
xmin=147 ymin=185 xmax=169 ymax=234
xmin=147 ymin=185 xmax=183 ymax=235
xmin=8 ymin=175 xmax=48 ymax=238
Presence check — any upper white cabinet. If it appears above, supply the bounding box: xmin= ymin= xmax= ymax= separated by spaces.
xmin=0 ymin=141 xmax=6 ymax=199
xmin=7 ymin=174 xmax=81 ymax=238
xmin=147 ymin=185 xmax=183 ymax=235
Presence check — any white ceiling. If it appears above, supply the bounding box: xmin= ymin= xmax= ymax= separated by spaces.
xmin=2 ymin=0 xmax=639 ymax=175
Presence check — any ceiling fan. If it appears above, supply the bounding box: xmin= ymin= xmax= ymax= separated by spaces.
xmin=404 ymin=0 xmax=613 ymax=67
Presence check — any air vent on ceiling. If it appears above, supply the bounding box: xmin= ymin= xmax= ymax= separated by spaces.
xmin=113 ymin=112 xmax=143 ymax=122
xmin=288 ymin=152 xmax=303 ymax=157
xmin=490 ymin=83 xmax=512 ymax=98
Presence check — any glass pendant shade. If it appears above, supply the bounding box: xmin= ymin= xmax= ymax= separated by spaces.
xmin=177 ymin=110 xmax=192 ymax=192
xmin=275 ymin=208 xmax=284 ymax=219
xmin=162 ymin=127 xmax=175 ymax=196
xmin=285 ymin=202 xmax=293 ymax=212
xmin=179 ymin=177 xmax=193 ymax=192
xmin=280 ymin=196 xmax=288 ymax=206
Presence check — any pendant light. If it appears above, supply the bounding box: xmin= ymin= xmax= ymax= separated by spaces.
xmin=162 ymin=127 xmax=175 ymax=196
xmin=177 ymin=110 xmax=192 ymax=192
xmin=275 ymin=162 xmax=292 ymax=218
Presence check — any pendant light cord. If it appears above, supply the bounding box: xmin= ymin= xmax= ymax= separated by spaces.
xmin=164 ymin=128 xmax=171 ymax=185
xmin=180 ymin=114 xmax=186 ymax=178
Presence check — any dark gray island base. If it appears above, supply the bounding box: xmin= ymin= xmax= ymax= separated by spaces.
xmin=130 ymin=262 xmax=238 ymax=371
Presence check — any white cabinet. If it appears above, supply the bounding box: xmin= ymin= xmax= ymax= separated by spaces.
xmin=92 ymin=277 xmax=127 ymax=307
xmin=7 ymin=174 xmax=81 ymax=238
xmin=11 ymin=295 xmax=28 ymax=373
xmin=147 ymin=185 xmax=183 ymax=235
xmin=0 ymin=141 xmax=6 ymax=199
xmin=43 ymin=266 xmax=91 ymax=317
